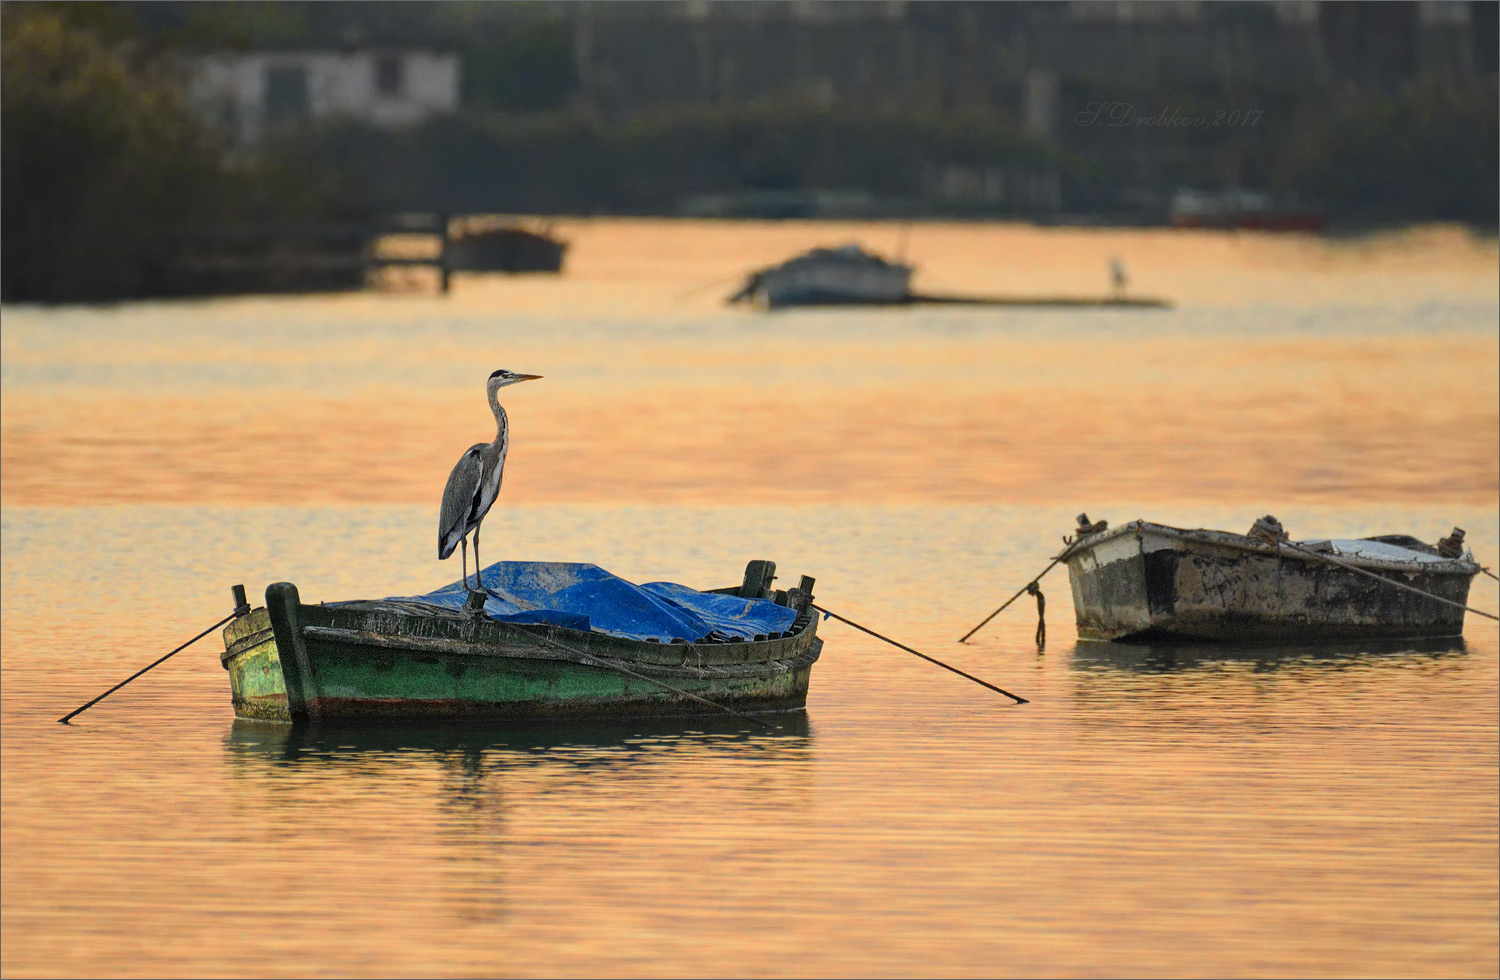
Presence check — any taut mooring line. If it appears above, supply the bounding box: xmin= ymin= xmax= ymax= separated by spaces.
xmin=958 ymin=555 xmax=1066 ymax=643
xmin=812 ymin=604 xmax=1028 ymax=705
xmin=674 ymin=270 xmax=745 ymax=302
xmin=59 ymin=612 xmax=239 ymax=725
xmin=1276 ymin=541 xmax=1498 ymax=621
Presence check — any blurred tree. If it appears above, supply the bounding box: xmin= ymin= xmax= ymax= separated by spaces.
xmin=1 ymin=3 xmax=366 ymax=302
xmin=14 ymin=1 xmax=142 ymax=44
xmin=462 ymin=12 xmax=578 ymax=112
xmin=178 ymin=2 xmax=311 ymax=48
xmin=1 ymin=4 xmax=228 ymax=301
xmin=1274 ymin=79 xmax=1498 ymax=221
xmin=293 ymin=98 xmax=1066 ymax=216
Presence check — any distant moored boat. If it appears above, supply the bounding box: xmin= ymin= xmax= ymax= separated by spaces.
xmin=727 ymin=244 xmax=914 ymax=309
xmin=1169 ymin=189 xmax=1325 ymax=232
xmin=1062 ymin=515 xmax=1480 ymax=643
xmin=445 ymin=221 xmax=568 ymax=273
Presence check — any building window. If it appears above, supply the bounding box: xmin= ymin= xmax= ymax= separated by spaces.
xmin=375 ymin=55 xmax=403 ymax=96
xmin=264 ymin=65 xmax=308 ymax=122
xmin=215 ymin=98 xmax=240 ymax=136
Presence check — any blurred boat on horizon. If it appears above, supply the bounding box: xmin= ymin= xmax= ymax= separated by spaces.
xmin=445 ymin=218 xmax=568 ymax=274
xmin=726 ymin=242 xmax=1172 ymax=310
xmin=1169 ymin=188 xmax=1326 ymax=232
xmin=727 ymin=243 xmax=914 ymax=308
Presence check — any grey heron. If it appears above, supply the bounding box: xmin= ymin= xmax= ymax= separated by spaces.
xmin=439 ymin=369 xmax=542 ymax=591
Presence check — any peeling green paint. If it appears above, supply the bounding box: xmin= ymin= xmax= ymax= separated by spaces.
xmin=221 ymin=586 xmax=821 ymax=723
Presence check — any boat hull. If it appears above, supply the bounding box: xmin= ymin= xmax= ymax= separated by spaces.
xmin=1171 ymin=213 xmax=1325 ymax=232
xmin=222 ymin=583 xmax=820 ymax=722
xmin=1065 ymin=522 xmax=1477 ymax=643
xmin=446 ymin=228 xmax=566 ymax=273
xmin=758 ymin=263 xmax=912 ymax=308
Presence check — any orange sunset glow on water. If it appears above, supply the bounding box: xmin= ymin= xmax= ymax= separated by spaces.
xmin=4 ymin=221 xmax=1496 ymax=508
xmin=2 ymin=220 xmax=1497 ymax=979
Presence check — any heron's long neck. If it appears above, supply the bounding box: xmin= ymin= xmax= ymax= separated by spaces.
xmin=488 ymin=385 xmax=509 ymax=445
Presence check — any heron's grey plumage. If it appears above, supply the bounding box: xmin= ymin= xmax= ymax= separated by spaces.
xmin=438 ymin=369 xmax=540 ymax=590
xmin=438 ymin=447 xmax=485 ymax=560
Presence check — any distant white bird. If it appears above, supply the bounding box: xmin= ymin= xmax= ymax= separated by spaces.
xmin=439 ymin=369 xmax=542 ymax=591
xmin=1110 ymin=257 xmax=1128 ymax=299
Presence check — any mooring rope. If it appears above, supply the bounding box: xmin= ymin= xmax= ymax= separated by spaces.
xmin=1276 ymin=541 xmax=1498 ymax=621
xmin=1026 ymin=581 xmax=1046 ymax=651
xmin=812 ymin=604 xmax=1028 ymax=704
xmin=958 ymin=553 xmax=1067 ymax=644
xmin=59 ymin=612 xmax=238 ymax=724
xmin=1482 ymin=566 xmax=1499 ymax=583
xmin=486 ymin=614 xmax=778 ymax=729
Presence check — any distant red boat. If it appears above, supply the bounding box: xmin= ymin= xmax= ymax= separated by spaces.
xmin=1169 ymin=190 xmax=1325 ymax=232
xmin=446 ymin=221 xmax=568 ymax=273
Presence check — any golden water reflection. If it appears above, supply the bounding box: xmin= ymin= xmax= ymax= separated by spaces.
xmin=4 ymin=221 xmax=1496 ymax=508
xmin=2 ymin=222 xmax=1496 ymax=978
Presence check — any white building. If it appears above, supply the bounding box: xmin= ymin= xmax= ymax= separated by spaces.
xmin=185 ymin=49 xmax=461 ymax=143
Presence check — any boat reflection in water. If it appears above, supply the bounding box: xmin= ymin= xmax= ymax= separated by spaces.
xmin=1068 ymin=635 xmax=1468 ymax=673
xmin=222 ymin=715 xmax=814 ymax=925
xmin=223 ymin=712 xmax=813 ymax=770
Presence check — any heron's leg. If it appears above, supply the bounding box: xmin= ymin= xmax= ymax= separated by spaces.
xmin=461 ymin=536 xmax=470 ymax=591
xmin=473 ymin=519 xmax=483 ymax=590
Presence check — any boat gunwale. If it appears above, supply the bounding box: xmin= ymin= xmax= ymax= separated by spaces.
xmin=299 ymin=624 xmax=822 ymax=679
xmin=224 ymin=623 xmax=275 ymax=660
xmin=1060 ymin=520 xmax=1480 ymax=576
xmin=222 ymin=583 xmax=818 ymax=669
xmin=221 ymin=579 xmax=823 ymax=722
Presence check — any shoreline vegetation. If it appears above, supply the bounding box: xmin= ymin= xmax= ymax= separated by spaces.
xmin=1 ymin=4 xmax=366 ymax=303
xmin=2 ymin=1 xmax=1496 ymax=304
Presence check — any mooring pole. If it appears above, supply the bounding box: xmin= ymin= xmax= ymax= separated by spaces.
xmin=438 ymin=211 xmax=452 ymax=294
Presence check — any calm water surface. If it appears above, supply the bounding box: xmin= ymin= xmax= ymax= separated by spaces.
xmin=3 ymin=222 xmax=1497 ymax=977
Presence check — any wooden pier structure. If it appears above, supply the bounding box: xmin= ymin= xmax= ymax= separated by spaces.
xmin=904 ymin=292 xmax=1173 ymax=309
xmin=164 ymin=213 xmax=565 ymax=298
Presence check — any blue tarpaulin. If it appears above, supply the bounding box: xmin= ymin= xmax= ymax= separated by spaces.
xmin=386 ymin=562 xmax=798 ymax=643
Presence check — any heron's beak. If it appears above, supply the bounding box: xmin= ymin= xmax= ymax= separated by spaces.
xmin=512 ymin=374 xmax=542 ymax=383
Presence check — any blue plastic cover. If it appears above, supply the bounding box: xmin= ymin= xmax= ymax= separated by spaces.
xmin=387 ymin=561 xmax=798 ymax=643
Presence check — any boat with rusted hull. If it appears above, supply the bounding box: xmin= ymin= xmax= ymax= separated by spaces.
xmin=221 ymin=561 xmax=821 ymax=723
xmin=1062 ymin=516 xmax=1480 ymax=643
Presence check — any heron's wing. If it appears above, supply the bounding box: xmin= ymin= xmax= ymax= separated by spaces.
xmin=469 ymin=439 xmax=508 ymax=527
xmin=438 ymin=445 xmax=486 ymax=559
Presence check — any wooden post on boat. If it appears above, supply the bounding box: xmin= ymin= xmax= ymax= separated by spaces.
xmin=786 ymin=576 xmax=816 ymax=615
xmin=438 ymin=212 xmax=452 ymax=294
xmin=265 ymin=582 xmax=320 ymax=722
xmin=739 ymin=560 xmax=777 ymax=598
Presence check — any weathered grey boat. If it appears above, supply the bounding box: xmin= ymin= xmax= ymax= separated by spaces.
xmin=221 ymin=561 xmax=821 ymax=723
xmin=727 ymin=244 xmax=914 ymax=308
xmin=1062 ymin=515 xmax=1481 ymax=643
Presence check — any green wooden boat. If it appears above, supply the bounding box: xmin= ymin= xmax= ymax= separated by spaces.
xmin=220 ymin=561 xmax=822 ymax=723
